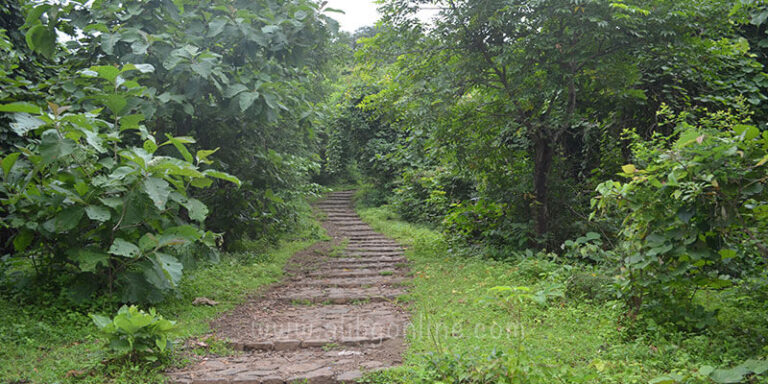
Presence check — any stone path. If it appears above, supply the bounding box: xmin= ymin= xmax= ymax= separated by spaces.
xmin=169 ymin=191 xmax=410 ymax=383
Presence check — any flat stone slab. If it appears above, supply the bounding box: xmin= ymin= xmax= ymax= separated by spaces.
xmin=297 ymin=276 xmax=407 ymax=288
xmin=278 ymin=286 xmax=406 ymax=304
xmin=330 ymin=256 xmax=407 ymax=263
xmin=168 ymin=344 xmax=404 ymax=384
xmin=309 ymin=269 xmax=402 ymax=279
xmin=323 ymin=262 xmax=406 ymax=270
xmin=216 ymin=301 xmax=408 ymax=349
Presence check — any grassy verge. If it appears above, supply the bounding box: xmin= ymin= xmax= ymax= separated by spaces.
xmin=0 ymin=209 xmax=327 ymax=383
xmin=356 ymin=205 xmax=768 ymax=384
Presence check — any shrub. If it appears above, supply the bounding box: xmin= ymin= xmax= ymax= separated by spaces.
xmin=90 ymin=305 xmax=178 ymax=362
xmin=0 ymin=65 xmax=239 ymax=303
xmin=565 ymin=272 xmax=615 ymax=304
xmin=444 ymin=199 xmax=530 ymax=252
xmin=560 ymin=232 xmax=619 ymax=265
xmin=593 ymin=105 xmax=768 ymax=328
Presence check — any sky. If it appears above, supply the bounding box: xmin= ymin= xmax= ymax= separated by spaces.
xmin=323 ymin=0 xmax=381 ymax=32
xmin=323 ymin=0 xmax=440 ymax=33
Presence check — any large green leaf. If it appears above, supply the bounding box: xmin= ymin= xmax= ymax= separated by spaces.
xmin=85 ymin=205 xmax=112 ymax=222
xmin=224 ymin=84 xmax=248 ymax=98
xmin=109 ymin=238 xmax=141 ymax=258
xmin=160 ymin=135 xmax=195 ymax=163
xmin=238 ymin=91 xmax=260 ymax=112
xmin=203 ymin=170 xmax=242 ymax=186
xmin=25 ymin=24 xmax=57 ymax=59
xmin=89 ymin=313 xmax=112 ymax=330
xmin=73 ymin=248 xmax=110 ymax=272
xmin=13 ymin=229 xmax=34 ymax=252
xmin=55 ymin=206 xmax=84 ymax=232
xmin=39 ymin=129 xmax=76 ymax=163
xmin=733 ymin=124 xmax=760 ymax=141
xmin=182 ymin=198 xmax=208 ymax=222
xmin=10 ymin=113 xmax=45 ymax=136
xmin=103 ymin=94 xmax=128 ymax=115
xmin=191 ymin=59 xmax=215 ymax=78
xmin=2 ymin=153 xmax=21 ymax=177
xmin=142 ymin=177 xmax=172 ymax=210
xmin=154 ymin=253 xmax=183 ymax=286
xmin=0 ymin=102 xmax=42 ymax=114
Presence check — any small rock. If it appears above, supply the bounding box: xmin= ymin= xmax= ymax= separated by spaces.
xmin=193 ymin=297 xmax=219 ymax=306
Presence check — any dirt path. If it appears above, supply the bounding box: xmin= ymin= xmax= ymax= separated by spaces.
xmin=169 ymin=191 xmax=410 ymax=383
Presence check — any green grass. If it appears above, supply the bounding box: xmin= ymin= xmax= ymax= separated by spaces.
xmin=355 ymin=205 xmax=768 ymax=384
xmin=0 ymin=215 xmax=327 ymax=383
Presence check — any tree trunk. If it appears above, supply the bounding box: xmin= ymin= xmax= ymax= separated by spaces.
xmin=532 ymin=134 xmax=553 ymax=244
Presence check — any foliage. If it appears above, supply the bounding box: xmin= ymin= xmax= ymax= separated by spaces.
xmin=347 ymin=0 xmax=768 ymax=251
xmin=11 ymin=0 xmax=343 ymax=248
xmin=392 ymin=167 xmax=461 ymax=224
xmin=0 ymin=212 xmax=325 ymax=382
xmin=443 ymin=199 xmax=529 ymax=252
xmin=594 ymin=106 xmax=768 ymax=327
xmin=0 ymin=63 xmax=240 ymax=303
xmin=358 ymin=204 xmax=768 ymax=383
xmin=90 ymin=305 xmax=178 ymax=362
xmin=560 ymin=232 xmax=618 ymax=265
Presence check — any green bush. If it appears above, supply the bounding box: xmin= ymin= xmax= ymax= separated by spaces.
xmin=391 ymin=167 xmax=473 ymax=224
xmin=594 ymin=105 xmax=768 ymax=328
xmin=565 ymin=271 xmax=615 ymax=304
xmin=0 ymin=64 xmax=239 ymax=303
xmin=90 ymin=305 xmax=178 ymax=362
xmin=560 ymin=232 xmax=619 ymax=265
xmin=444 ymin=199 xmax=530 ymax=253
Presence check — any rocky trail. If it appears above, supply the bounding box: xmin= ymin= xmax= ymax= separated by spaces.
xmin=169 ymin=191 xmax=411 ymax=383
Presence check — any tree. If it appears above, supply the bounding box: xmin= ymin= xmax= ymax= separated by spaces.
xmin=360 ymin=0 xmax=761 ymax=247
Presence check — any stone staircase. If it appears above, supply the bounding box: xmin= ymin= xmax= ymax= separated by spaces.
xmin=168 ymin=191 xmax=410 ymax=383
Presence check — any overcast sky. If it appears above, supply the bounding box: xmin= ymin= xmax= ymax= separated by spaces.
xmin=323 ymin=0 xmax=441 ymax=33
xmin=324 ymin=0 xmax=381 ymax=33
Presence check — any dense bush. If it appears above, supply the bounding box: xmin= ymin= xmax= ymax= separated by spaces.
xmin=594 ymin=106 xmax=768 ymax=327
xmin=0 ymin=64 xmax=238 ymax=303
xmin=32 ymin=0 xmax=340 ymax=247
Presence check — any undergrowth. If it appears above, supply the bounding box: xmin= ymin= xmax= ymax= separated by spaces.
xmin=356 ymin=205 xmax=768 ymax=384
xmin=0 ymin=202 xmax=327 ymax=383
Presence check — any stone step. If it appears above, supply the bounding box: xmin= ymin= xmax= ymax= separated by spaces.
xmin=344 ymin=248 xmax=405 ymax=253
xmin=232 ymin=336 xmax=393 ymax=352
xmin=169 ymin=347 xmax=399 ymax=384
xmin=330 ymin=256 xmax=406 ymax=263
xmin=345 ymin=246 xmax=404 ymax=252
xmin=213 ymin=302 xmax=407 ymax=349
xmin=339 ymin=232 xmax=384 ymax=238
xmin=309 ymin=269 xmax=402 ymax=279
xmin=278 ymin=287 xmax=405 ymax=304
xmin=331 ymin=221 xmax=368 ymax=226
xmin=322 ymin=262 xmax=406 ymax=270
xmin=344 ymin=247 xmax=402 ymax=253
xmin=335 ymin=225 xmax=374 ymax=231
xmin=297 ymin=276 xmax=407 ymax=288
xmin=346 ymin=236 xmax=392 ymax=242
xmin=346 ymin=240 xmax=399 ymax=244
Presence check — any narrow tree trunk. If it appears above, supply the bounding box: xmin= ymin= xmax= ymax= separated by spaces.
xmin=532 ymin=134 xmax=553 ymax=244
